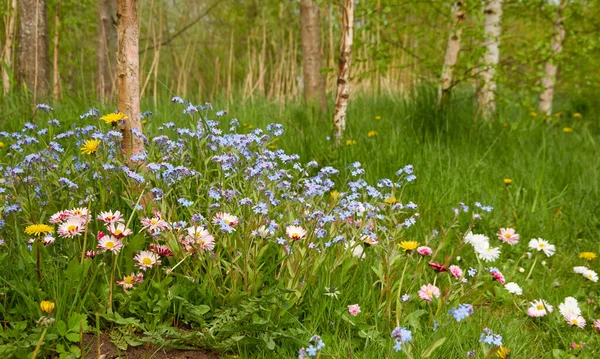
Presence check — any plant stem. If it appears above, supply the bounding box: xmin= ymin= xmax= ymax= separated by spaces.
xmin=525 ymin=256 xmax=538 ymax=281
xmin=108 ymin=253 xmax=118 ymax=311
xmin=395 ymin=257 xmax=410 ymax=326
xmin=32 ymin=327 xmax=48 ymax=359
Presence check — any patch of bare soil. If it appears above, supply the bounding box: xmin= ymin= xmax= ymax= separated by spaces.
xmin=82 ymin=333 xmax=222 ymax=359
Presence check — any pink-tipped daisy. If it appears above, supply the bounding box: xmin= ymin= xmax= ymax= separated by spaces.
xmin=117 ymin=272 xmax=144 ymax=290
xmin=286 ymin=225 xmax=307 ymax=241
xmin=212 ymin=212 xmax=239 ymax=227
xmin=49 ymin=210 xmax=71 ymax=224
xmin=418 ymin=284 xmax=440 ymax=302
xmin=97 ymin=210 xmax=124 ymax=224
xmin=497 ymin=228 xmax=519 ymax=245
xmin=108 ymin=223 xmax=133 ymax=238
xmin=416 ymin=246 xmax=432 ymax=256
xmin=97 ymin=235 xmax=123 ymax=254
xmin=141 ymin=216 xmax=171 ymax=233
xmin=150 ymin=243 xmax=174 ymax=257
xmin=564 ymin=314 xmax=586 ymax=328
xmin=57 ymin=218 xmax=86 ymax=238
xmin=527 ymin=299 xmax=553 ymax=317
xmin=449 ymin=265 xmax=463 ymax=279
xmin=347 ymin=304 xmax=361 ymax=316
xmin=134 ymin=250 xmax=161 ymax=270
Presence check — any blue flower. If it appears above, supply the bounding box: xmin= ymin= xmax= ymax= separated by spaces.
xmin=449 ymin=304 xmax=474 ymax=322
xmin=479 ymin=328 xmax=502 ymax=346
xmin=178 ymin=198 xmax=194 ymax=207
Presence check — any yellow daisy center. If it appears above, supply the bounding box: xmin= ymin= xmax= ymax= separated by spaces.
xmin=113 ymin=229 xmax=122 ymax=235
xmin=124 ymin=276 xmax=134 ymax=284
xmin=67 ymin=225 xmax=77 ymax=232
xmin=536 ymin=304 xmax=544 ymax=310
xmin=142 ymin=258 xmax=152 ymax=265
xmin=571 ymin=318 xmax=578 ymax=325
xmin=539 ymin=243 xmax=545 ymax=247
xmin=150 ymin=219 xmax=157 ymax=224
xmin=106 ymin=241 xmax=115 ymax=249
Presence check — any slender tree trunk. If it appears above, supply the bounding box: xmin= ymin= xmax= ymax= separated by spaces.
xmin=52 ymin=0 xmax=61 ymax=100
xmin=2 ymin=0 xmax=17 ymax=94
xmin=116 ymin=0 xmax=144 ymax=156
xmin=17 ymin=0 xmax=50 ymax=101
xmin=477 ymin=0 xmax=503 ymax=118
xmin=438 ymin=1 xmax=466 ymax=106
xmin=539 ymin=0 xmax=568 ymax=116
xmin=300 ymin=0 xmax=327 ymax=113
xmin=98 ymin=0 xmax=117 ymax=102
xmin=332 ymin=0 xmax=354 ymax=146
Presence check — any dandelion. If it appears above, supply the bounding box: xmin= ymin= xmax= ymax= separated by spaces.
xmin=503 ymin=178 xmax=512 ymax=185
xmin=57 ymin=218 xmax=85 ymax=238
xmin=108 ymin=223 xmax=132 ymax=238
xmin=330 ymin=191 xmax=340 ymax=200
xmin=134 ymin=250 xmax=160 ymax=270
xmin=117 ymin=272 xmax=144 ymax=290
xmin=25 ymin=224 xmax=54 ymax=237
xmin=345 ymin=139 xmax=357 ymax=146
xmin=562 ymin=127 xmax=572 ymax=133
xmin=212 ymin=212 xmax=239 ymax=227
xmin=97 ymin=211 xmax=124 ymax=224
xmin=100 ymin=112 xmax=127 ymax=124
xmin=504 ymin=282 xmax=522 ymax=295
xmin=496 ymin=346 xmax=510 ymax=358
xmin=527 ymin=299 xmax=553 ymax=317
xmin=375 ymin=116 xmax=381 ymax=120
xmin=497 ymin=228 xmax=519 ymax=245
xmin=347 ymin=304 xmax=361 ymax=316
xmin=528 ymin=238 xmax=555 ymax=257
xmin=573 ymin=113 xmax=581 ymax=118
xmin=565 ymin=314 xmax=586 ymax=328
xmin=449 ymin=265 xmax=463 ymax=279
xmin=417 ymin=246 xmax=432 ymax=256
xmin=40 ymin=300 xmax=55 ymax=313
xmin=286 ymin=225 xmax=307 ymax=241
xmin=399 ymin=241 xmax=418 ymax=252
xmin=578 ymin=252 xmax=596 ymax=261
xmin=418 ymin=283 xmax=440 ymax=302
xmin=80 ymin=139 xmax=101 ymax=155
xmin=384 ymin=196 xmax=397 ymax=204
xmin=368 ymin=130 xmax=377 ymax=137
xmin=97 ymin=233 xmax=123 ymax=254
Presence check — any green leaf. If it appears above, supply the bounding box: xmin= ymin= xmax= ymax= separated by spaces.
xmin=421 ymin=337 xmax=447 ymax=358
xmin=404 ymin=309 xmax=427 ymax=330
xmin=56 ymin=320 xmax=68 ymax=336
xmin=65 ymin=333 xmax=80 ymax=343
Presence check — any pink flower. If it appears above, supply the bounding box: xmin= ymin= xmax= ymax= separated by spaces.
xmin=418 ymin=284 xmax=441 ymax=302
xmin=428 ymin=262 xmax=447 ymax=272
xmin=593 ymin=319 xmax=600 ymax=331
xmin=117 ymin=272 xmax=144 ymax=291
xmin=490 ymin=268 xmax=505 ymax=284
xmin=497 ymin=228 xmax=519 ymax=245
xmin=347 ymin=304 xmax=361 ymax=316
xmin=150 ymin=243 xmax=174 ymax=257
xmin=564 ymin=314 xmax=586 ymax=328
xmin=449 ymin=265 xmax=463 ymax=279
xmin=417 ymin=246 xmax=432 ymax=256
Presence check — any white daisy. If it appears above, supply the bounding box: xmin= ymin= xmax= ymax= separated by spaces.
xmin=573 ymin=266 xmax=589 ymax=274
xmin=564 ymin=313 xmax=586 ymax=328
xmin=134 ymin=250 xmax=161 ymax=270
xmin=474 ymin=242 xmax=501 ymax=262
xmin=582 ymin=269 xmax=598 ymax=282
xmin=463 ymin=232 xmax=489 ymax=248
xmin=286 ymin=225 xmax=307 ymax=240
xmin=528 ymin=238 xmax=555 ymax=257
xmin=57 ymin=218 xmax=86 ymax=238
xmin=559 ymin=297 xmax=581 ymax=317
xmin=504 ymin=282 xmax=522 ymax=295
xmin=527 ymin=299 xmax=553 ymax=317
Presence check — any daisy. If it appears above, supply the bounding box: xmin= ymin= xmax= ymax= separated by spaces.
xmin=80 ymin=139 xmax=101 ymax=155
xmin=416 ymin=246 xmax=432 ymax=256
xmin=286 ymin=225 xmax=307 ymax=241
xmin=253 ymin=225 xmax=273 ymax=238
xmin=97 ymin=234 xmax=123 ymax=254
xmin=192 ymin=231 xmax=215 ymax=251
xmin=418 ymin=284 xmax=440 ymax=302
xmin=559 ymin=297 xmax=581 ymax=317
xmin=185 ymin=226 xmax=214 ymax=246
xmin=117 ymin=272 xmax=144 ymax=290
xmin=573 ymin=266 xmax=589 ymax=274
xmin=497 ymin=228 xmax=519 ymax=245
xmin=58 ymin=218 xmax=86 ymax=238
xmin=212 ymin=212 xmax=239 ymax=227
xmin=42 ymin=234 xmax=56 ymax=246
xmin=346 ymin=240 xmax=365 ymax=259
xmin=362 ymin=235 xmax=379 ymax=246
xmin=564 ymin=314 xmax=586 ymax=328
xmin=69 ymin=207 xmax=90 ymax=220
xmin=347 ymin=304 xmax=361 ymax=316
xmin=527 ymin=299 xmax=553 ymax=317
xmin=49 ymin=210 xmax=71 ymax=223
xmin=593 ymin=319 xmax=600 ymax=331
xmin=504 ymin=282 xmax=522 ymax=295
xmin=464 ymin=232 xmax=489 ymax=248
xmin=97 ymin=210 xmax=124 ymax=224
xmin=134 ymin=250 xmax=161 ymax=270
xmin=108 ymin=223 xmax=133 ymax=238
xmin=582 ymin=269 xmax=598 ymax=282
xmin=150 ymin=244 xmax=174 ymax=257
xmin=449 ymin=265 xmax=463 ymax=279
xmin=475 ymin=243 xmax=501 ymax=262
xmin=141 ymin=216 xmax=171 ymax=233
xmin=528 ymin=238 xmax=555 ymax=257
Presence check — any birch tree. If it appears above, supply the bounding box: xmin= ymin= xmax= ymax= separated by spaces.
xmin=438 ymin=1 xmax=466 ymax=106
xmin=538 ymin=0 xmax=568 ymax=116
xmin=117 ymin=0 xmax=144 ymax=156
xmin=2 ymin=0 xmax=17 ymax=94
xmin=17 ymin=0 xmax=50 ymax=102
xmin=300 ymin=0 xmax=327 ymax=113
xmin=477 ymin=0 xmax=503 ymax=117
xmin=98 ymin=0 xmax=117 ymax=102
xmin=332 ymin=0 xmax=354 ymax=146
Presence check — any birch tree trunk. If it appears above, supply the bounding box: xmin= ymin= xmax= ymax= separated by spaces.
xmin=2 ymin=0 xmax=17 ymax=94
xmin=300 ymin=0 xmax=327 ymax=113
xmin=477 ymin=0 xmax=503 ymax=117
xmin=99 ymin=0 xmax=117 ymax=102
xmin=117 ymin=0 xmax=144 ymax=157
xmin=538 ymin=0 xmax=568 ymax=116
xmin=438 ymin=1 xmax=466 ymax=106
xmin=17 ymin=0 xmax=50 ymax=102
xmin=332 ymin=0 xmax=354 ymax=147
xmin=52 ymin=0 xmax=61 ymax=100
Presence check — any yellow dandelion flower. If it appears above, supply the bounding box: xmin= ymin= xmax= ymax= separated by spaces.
xmin=80 ymin=139 xmax=101 ymax=155
xmin=562 ymin=127 xmax=572 ymax=133
xmin=399 ymin=241 xmax=418 ymax=252
xmin=99 ymin=112 xmax=127 ymax=124
xmin=579 ymin=252 xmax=597 ymax=261
xmin=25 ymin=224 xmax=54 ymax=237
xmin=142 ymin=119 xmax=147 ymax=125
xmin=345 ymin=139 xmax=357 ymax=146
xmin=273 ymin=137 xmax=280 ymax=142
xmin=330 ymin=191 xmax=340 ymax=200
xmin=503 ymin=178 xmax=512 ymax=185
xmin=530 ymin=112 xmax=538 ymax=117
xmin=40 ymin=300 xmax=55 ymax=313
xmin=573 ymin=113 xmax=582 ymax=118
xmin=368 ymin=130 xmax=377 ymax=137
xmin=496 ymin=346 xmax=510 ymax=358
xmin=384 ymin=196 xmax=397 ymax=204
xmin=554 ymin=112 xmax=562 ymax=118
xmin=0 ymin=142 xmax=4 ymax=149
xmin=248 ymin=125 xmax=254 ymax=129
xmin=267 ymin=145 xmax=277 ymax=149
xmin=375 ymin=116 xmax=381 ymax=121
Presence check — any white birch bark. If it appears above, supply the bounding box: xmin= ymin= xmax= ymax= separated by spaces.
xmin=2 ymin=0 xmax=17 ymax=94
xmin=539 ymin=0 xmax=568 ymax=116
xmin=438 ymin=1 xmax=466 ymax=106
xmin=332 ymin=0 xmax=354 ymax=146
xmin=478 ymin=0 xmax=503 ymax=117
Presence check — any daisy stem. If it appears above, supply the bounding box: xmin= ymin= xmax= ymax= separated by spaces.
xmin=31 ymin=327 xmax=48 ymax=359
xmin=79 ymin=200 xmax=92 ymax=264
xmin=395 ymin=258 xmax=410 ymax=326
xmin=525 ymin=256 xmax=538 ymax=281
xmin=36 ymin=240 xmax=42 ymax=282
xmin=108 ymin=253 xmax=118 ymax=311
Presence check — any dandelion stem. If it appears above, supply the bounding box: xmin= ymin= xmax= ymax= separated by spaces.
xmin=525 ymin=256 xmax=538 ymax=281
xmin=31 ymin=327 xmax=48 ymax=359
xmin=36 ymin=240 xmax=42 ymax=282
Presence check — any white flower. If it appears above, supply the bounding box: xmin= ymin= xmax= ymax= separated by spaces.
xmin=134 ymin=250 xmax=161 ymax=270
xmin=57 ymin=218 xmax=86 ymax=238
xmin=528 ymin=238 xmax=555 ymax=257
xmin=474 ymin=242 xmax=501 ymax=262
xmin=582 ymin=269 xmax=598 ymax=282
xmin=527 ymin=299 xmax=553 ymax=317
xmin=286 ymin=225 xmax=307 ymax=240
xmin=464 ymin=232 xmax=489 ymax=248
xmin=504 ymin=282 xmax=522 ymax=295
xmin=564 ymin=313 xmax=586 ymax=328
xmin=345 ymin=240 xmax=365 ymax=259
xmin=559 ymin=297 xmax=581 ymax=317
xmin=573 ymin=266 xmax=589 ymax=274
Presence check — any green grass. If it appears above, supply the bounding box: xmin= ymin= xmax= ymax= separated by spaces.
xmin=0 ymin=89 xmax=598 ymax=358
